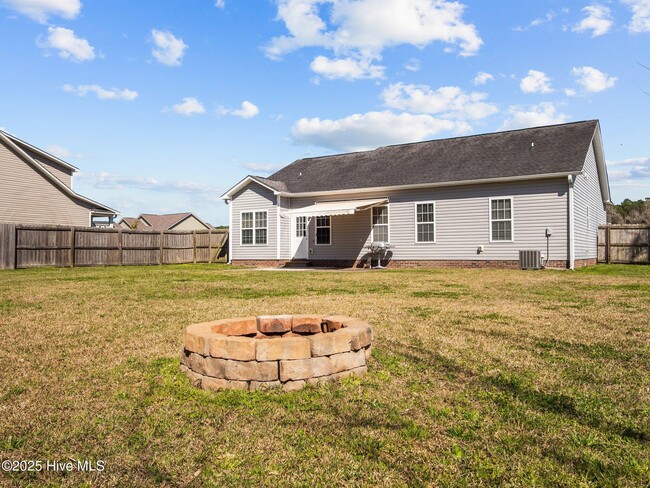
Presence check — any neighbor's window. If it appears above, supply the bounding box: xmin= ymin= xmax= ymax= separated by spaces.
xmin=490 ymin=198 xmax=513 ymax=241
xmin=316 ymin=216 xmax=331 ymax=245
xmin=415 ymin=202 xmax=436 ymax=243
xmin=241 ymin=211 xmax=267 ymax=245
xmin=372 ymin=205 xmax=389 ymax=242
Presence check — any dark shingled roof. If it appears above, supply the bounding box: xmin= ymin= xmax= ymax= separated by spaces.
xmin=267 ymin=120 xmax=599 ymax=193
xmin=139 ymin=213 xmax=194 ymax=231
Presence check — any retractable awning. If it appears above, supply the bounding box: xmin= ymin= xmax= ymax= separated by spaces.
xmin=282 ymin=197 xmax=388 ymax=218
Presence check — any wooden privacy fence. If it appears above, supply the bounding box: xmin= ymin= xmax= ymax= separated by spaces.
xmin=0 ymin=224 xmax=228 ymax=270
xmin=598 ymin=224 xmax=650 ymax=264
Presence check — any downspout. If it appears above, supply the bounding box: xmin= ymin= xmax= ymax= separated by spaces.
xmin=227 ymin=199 xmax=233 ymax=264
xmin=276 ymin=195 xmax=281 ymax=260
xmin=567 ymin=175 xmax=575 ymax=270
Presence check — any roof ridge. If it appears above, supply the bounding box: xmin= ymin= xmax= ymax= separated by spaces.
xmin=287 ymin=120 xmax=599 ymax=165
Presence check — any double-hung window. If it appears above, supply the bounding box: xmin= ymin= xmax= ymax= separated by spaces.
xmin=415 ymin=202 xmax=436 ymax=243
xmin=315 ymin=216 xmax=331 ymax=245
xmin=371 ymin=205 xmax=389 ymax=242
xmin=490 ymin=198 xmax=513 ymax=241
xmin=241 ymin=211 xmax=267 ymax=245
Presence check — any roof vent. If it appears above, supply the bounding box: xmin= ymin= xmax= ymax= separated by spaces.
xmin=530 ymin=142 xmax=535 ymax=149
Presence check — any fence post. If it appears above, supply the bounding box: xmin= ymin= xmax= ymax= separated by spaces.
xmin=193 ymin=230 xmax=197 ymax=264
xmin=68 ymin=226 xmax=76 ymax=268
xmin=606 ymin=225 xmax=611 ymax=264
xmin=208 ymin=229 xmax=212 ymax=264
xmin=0 ymin=223 xmax=17 ymax=270
xmin=159 ymin=231 xmax=164 ymax=265
xmin=118 ymin=229 xmax=123 ymax=266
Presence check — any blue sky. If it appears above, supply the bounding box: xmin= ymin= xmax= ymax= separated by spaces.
xmin=1 ymin=0 xmax=649 ymax=225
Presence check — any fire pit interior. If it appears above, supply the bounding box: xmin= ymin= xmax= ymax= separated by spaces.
xmin=181 ymin=315 xmax=373 ymax=392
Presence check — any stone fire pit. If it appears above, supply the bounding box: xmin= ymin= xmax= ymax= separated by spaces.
xmin=181 ymin=315 xmax=373 ymax=392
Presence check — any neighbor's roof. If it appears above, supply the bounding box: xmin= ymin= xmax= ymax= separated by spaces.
xmin=267 ymin=120 xmax=601 ymax=194
xmin=139 ymin=212 xmax=209 ymax=231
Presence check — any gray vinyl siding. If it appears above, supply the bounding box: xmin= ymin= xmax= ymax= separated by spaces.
xmin=573 ymin=142 xmax=606 ymax=259
xmin=23 ymin=148 xmax=73 ymax=188
xmin=279 ymin=196 xmax=291 ymax=259
xmin=289 ymin=178 xmax=569 ymax=262
xmin=0 ymin=142 xmax=92 ymax=226
xmin=231 ymin=181 xmax=277 ymax=260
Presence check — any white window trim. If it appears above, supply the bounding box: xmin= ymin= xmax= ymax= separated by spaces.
xmin=414 ymin=201 xmax=437 ymax=244
xmin=488 ymin=197 xmax=515 ymax=243
xmin=315 ymin=215 xmax=332 ymax=246
xmin=370 ymin=205 xmax=390 ymax=243
xmin=240 ymin=210 xmax=268 ymax=246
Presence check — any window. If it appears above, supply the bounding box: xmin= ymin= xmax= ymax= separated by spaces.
xmin=316 ymin=216 xmax=331 ymax=245
xmin=371 ymin=205 xmax=389 ymax=242
xmin=586 ymin=205 xmax=591 ymax=232
xmin=490 ymin=198 xmax=513 ymax=241
xmin=415 ymin=202 xmax=436 ymax=243
xmin=241 ymin=211 xmax=267 ymax=245
xmin=296 ymin=216 xmax=307 ymax=237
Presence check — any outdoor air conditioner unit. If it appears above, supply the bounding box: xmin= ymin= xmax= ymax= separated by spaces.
xmin=519 ymin=250 xmax=542 ymax=270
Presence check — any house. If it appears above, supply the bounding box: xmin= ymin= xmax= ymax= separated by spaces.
xmin=117 ymin=212 xmax=211 ymax=231
xmin=0 ymin=130 xmax=117 ymax=227
xmin=221 ymin=120 xmax=611 ymax=270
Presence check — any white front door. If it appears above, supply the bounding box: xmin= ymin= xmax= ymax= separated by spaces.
xmin=291 ymin=216 xmax=309 ymax=259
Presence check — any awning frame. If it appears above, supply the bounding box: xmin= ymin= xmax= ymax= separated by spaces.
xmin=280 ymin=197 xmax=389 ymax=218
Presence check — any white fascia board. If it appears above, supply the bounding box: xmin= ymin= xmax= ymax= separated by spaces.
xmin=590 ymin=123 xmax=612 ymax=205
xmin=220 ymin=175 xmax=281 ymax=201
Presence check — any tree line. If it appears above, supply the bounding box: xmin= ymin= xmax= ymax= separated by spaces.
xmin=607 ymin=198 xmax=650 ymax=224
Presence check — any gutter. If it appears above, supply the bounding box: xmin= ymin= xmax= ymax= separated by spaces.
xmin=568 ymin=175 xmax=575 ymax=270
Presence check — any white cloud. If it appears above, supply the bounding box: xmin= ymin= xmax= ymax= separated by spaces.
xmin=218 ymin=100 xmax=260 ymax=119
xmin=63 ymin=84 xmax=138 ymax=100
xmin=514 ymin=10 xmax=557 ymax=31
xmin=76 ymin=172 xmax=219 ymax=194
xmin=291 ymin=111 xmax=466 ymax=152
xmin=404 ymin=58 xmax=420 ymax=72
xmin=622 ymin=0 xmax=650 ymax=32
xmin=45 ymin=144 xmax=81 ymax=160
xmin=381 ymin=83 xmax=498 ymax=121
xmin=310 ymin=54 xmax=385 ymax=80
xmin=0 ymin=0 xmax=80 ymax=23
xmin=573 ymin=4 xmax=613 ymax=37
xmin=151 ymin=29 xmax=187 ymax=67
xmin=520 ymin=70 xmax=553 ymax=94
xmin=500 ymin=102 xmax=570 ymax=130
xmin=265 ymin=0 xmax=482 ymax=80
xmin=243 ymin=162 xmax=284 ymax=174
xmin=172 ymin=97 xmax=205 ymax=115
xmin=215 ymin=0 xmax=225 ymax=8
xmin=571 ymin=66 xmax=617 ymax=92
xmin=564 ymin=88 xmax=577 ymax=97
xmin=606 ymin=157 xmax=650 ymax=179
xmin=473 ymin=71 xmax=494 ymax=85
xmin=39 ymin=26 xmax=95 ymax=62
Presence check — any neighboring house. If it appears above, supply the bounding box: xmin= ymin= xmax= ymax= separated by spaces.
xmin=221 ymin=120 xmax=611 ymax=269
xmin=0 ymin=130 xmax=117 ymax=227
xmin=117 ymin=212 xmax=211 ymax=231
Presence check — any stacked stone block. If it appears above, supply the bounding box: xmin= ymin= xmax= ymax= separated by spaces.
xmin=181 ymin=315 xmax=373 ymax=392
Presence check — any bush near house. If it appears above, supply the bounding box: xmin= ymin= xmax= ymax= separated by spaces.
xmin=0 ymin=265 xmax=648 ymax=486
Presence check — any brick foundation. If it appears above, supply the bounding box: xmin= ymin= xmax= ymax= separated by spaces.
xmin=232 ymin=258 xmax=587 ymax=269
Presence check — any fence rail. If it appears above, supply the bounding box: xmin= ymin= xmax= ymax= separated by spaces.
xmin=598 ymin=224 xmax=650 ymax=264
xmin=0 ymin=224 xmax=228 ymax=270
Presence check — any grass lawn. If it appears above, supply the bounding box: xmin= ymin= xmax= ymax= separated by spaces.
xmin=0 ymin=264 xmax=648 ymax=487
